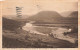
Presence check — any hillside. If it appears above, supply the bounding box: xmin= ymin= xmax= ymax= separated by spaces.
xmin=3 ymin=17 xmax=21 ymax=31
xmin=68 ymin=11 xmax=78 ymax=18
xmin=65 ymin=11 xmax=78 ymax=24
xmin=60 ymin=11 xmax=74 ymax=17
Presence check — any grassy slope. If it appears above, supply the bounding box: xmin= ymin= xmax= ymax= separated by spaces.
xmin=3 ymin=29 xmax=78 ymax=48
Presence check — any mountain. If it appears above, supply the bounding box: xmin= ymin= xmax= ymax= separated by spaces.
xmin=66 ymin=11 xmax=78 ymax=24
xmin=68 ymin=11 xmax=78 ymax=18
xmin=27 ymin=11 xmax=64 ymax=24
xmin=27 ymin=11 xmax=78 ymax=24
xmin=60 ymin=11 xmax=74 ymax=17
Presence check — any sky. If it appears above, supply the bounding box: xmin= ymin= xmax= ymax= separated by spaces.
xmin=2 ymin=0 xmax=78 ymax=16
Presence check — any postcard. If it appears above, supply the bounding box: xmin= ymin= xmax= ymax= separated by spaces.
xmin=0 ymin=0 xmax=79 ymax=50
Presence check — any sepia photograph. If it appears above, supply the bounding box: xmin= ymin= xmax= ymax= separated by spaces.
xmin=2 ymin=0 xmax=78 ymax=48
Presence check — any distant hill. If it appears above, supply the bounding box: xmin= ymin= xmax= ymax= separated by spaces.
xmin=68 ymin=11 xmax=78 ymax=18
xmin=27 ymin=11 xmax=78 ymax=24
xmin=60 ymin=11 xmax=74 ymax=17
xmin=66 ymin=11 xmax=78 ymax=24
xmin=27 ymin=11 xmax=63 ymax=24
